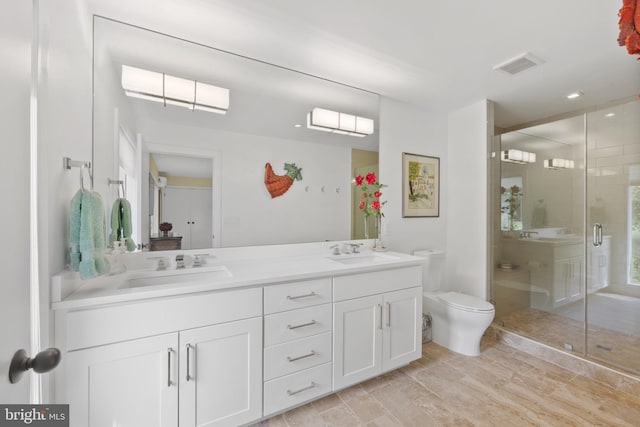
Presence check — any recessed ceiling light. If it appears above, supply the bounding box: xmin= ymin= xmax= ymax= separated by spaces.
xmin=605 ymin=113 xmax=615 ymax=118
xmin=294 ymin=124 xmax=302 ymax=128
xmin=566 ymin=92 xmax=582 ymax=99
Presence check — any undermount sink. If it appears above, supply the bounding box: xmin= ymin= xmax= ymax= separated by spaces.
xmin=327 ymin=253 xmax=399 ymax=265
xmin=123 ymin=265 xmax=232 ymax=288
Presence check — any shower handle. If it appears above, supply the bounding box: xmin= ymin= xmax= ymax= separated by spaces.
xmin=592 ymin=223 xmax=603 ymax=247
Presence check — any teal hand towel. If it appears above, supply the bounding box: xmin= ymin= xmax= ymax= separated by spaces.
xmin=119 ymin=198 xmax=136 ymax=252
xmin=109 ymin=198 xmax=136 ymax=252
xmin=69 ymin=190 xmax=83 ymax=271
xmin=77 ymin=191 xmax=110 ymax=279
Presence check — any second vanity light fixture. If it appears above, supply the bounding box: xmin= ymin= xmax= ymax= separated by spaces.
xmin=121 ymin=65 xmax=230 ymax=114
xmin=307 ymin=108 xmax=374 ymax=137
xmin=500 ymin=149 xmax=536 ymax=164
xmin=544 ymin=158 xmax=575 ymax=169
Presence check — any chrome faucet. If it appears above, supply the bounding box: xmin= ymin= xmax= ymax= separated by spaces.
xmin=175 ymin=254 xmax=185 ymax=269
xmin=329 ymin=244 xmax=341 ymax=255
xmin=147 ymin=256 xmax=167 ymax=271
xmin=192 ymin=253 xmax=212 ymax=267
xmin=520 ymin=231 xmax=539 ymax=239
xmin=348 ymin=243 xmax=363 ymax=253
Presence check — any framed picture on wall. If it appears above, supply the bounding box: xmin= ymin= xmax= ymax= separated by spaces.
xmin=402 ymin=152 xmax=440 ymax=217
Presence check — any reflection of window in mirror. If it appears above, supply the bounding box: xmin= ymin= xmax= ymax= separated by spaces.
xmin=501 ymin=176 xmax=523 ymax=231
xmin=118 ymin=128 xmax=139 ymax=243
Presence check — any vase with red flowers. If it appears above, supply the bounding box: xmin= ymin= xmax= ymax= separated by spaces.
xmin=159 ymin=222 xmax=173 ymax=237
xmin=354 ymin=171 xmax=386 ymax=249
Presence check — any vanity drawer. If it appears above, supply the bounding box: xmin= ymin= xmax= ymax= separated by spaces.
xmin=333 ymin=266 xmax=422 ymax=301
xmin=263 ymin=362 xmax=332 ymax=416
xmin=264 ymin=278 xmax=332 ymax=314
xmin=264 ymin=332 xmax=332 ymax=381
xmin=264 ymin=304 xmax=332 ymax=346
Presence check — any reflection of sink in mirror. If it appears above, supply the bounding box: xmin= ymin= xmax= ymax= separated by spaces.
xmin=533 ymin=235 xmax=581 ymax=242
xmin=124 ymin=266 xmax=231 ymax=288
xmin=328 ymin=253 xmax=399 ymax=265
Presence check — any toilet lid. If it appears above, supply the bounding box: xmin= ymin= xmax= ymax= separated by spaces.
xmin=437 ymin=292 xmax=494 ymax=312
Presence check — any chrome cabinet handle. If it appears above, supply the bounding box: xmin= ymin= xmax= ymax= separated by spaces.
xmin=287 ymin=292 xmax=316 ymax=300
xmin=378 ymin=304 xmax=383 ymax=330
xmin=287 ymin=382 xmax=316 ymax=396
xmin=386 ymin=302 xmax=391 ymax=327
xmin=287 ymin=350 xmax=316 ymax=362
xmin=287 ymin=320 xmax=316 ymax=330
xmin=167 ymin=348 xmax=173 ymax=387
xmin=593 ymin=223 xmax=603 ymax=247
xmin=186 ymin=344 xmax=193 ymax=382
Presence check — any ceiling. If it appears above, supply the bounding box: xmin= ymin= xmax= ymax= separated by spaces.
xmin=87 ymin=0 xmax=640 ymax=129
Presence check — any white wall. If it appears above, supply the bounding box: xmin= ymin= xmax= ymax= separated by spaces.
xmin=378 ymin=97 xmax=448 ymax=255
xmin=0 ymin=0 xmax=32 ymax=402
xmin=446 ymin=100 xmax=493 ymax=299
xmin=140 ymin=120 xmax=351 ymax=247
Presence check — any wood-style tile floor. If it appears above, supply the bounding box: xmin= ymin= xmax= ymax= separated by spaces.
xmin=253 ymin=338 xmax=640 ymax=427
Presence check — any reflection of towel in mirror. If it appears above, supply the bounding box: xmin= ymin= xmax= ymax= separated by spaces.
xmin=532 ymin=206 xmax=547 ymax=228
xmin=69 ymin=190 xmax=110 ymax=279
xmin=109 ymin=198 xmax=136 ymax=252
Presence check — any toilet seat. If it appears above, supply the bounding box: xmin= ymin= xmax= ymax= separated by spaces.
xmin=437 ymin=292 xmax=494 ymax=312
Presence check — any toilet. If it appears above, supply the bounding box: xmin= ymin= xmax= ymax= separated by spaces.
xmin=414 ymin=249 xmax=495 ymax=356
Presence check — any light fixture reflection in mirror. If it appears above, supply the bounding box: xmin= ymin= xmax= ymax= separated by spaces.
xmin=92 ymin=16 xmax=380 ymax=250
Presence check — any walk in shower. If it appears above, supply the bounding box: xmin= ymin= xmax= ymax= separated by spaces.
xmin=491 ymin=98 xmax=640 ymax=375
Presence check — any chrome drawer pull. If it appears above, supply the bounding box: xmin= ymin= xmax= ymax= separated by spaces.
xmin=287 ymin=320 xmax=316 ymax=330
xmin=287 ymin=350 xmax=316 ymax=362
xmin=287 ymin=382 xmax=316 ymax=396
xmin=167 ymin=348 xmax=173 ymax=387
xmin=186 ymin=344 xmax=194 ymax=382
xmin=287 ymin=292 xmax=316 ymax=300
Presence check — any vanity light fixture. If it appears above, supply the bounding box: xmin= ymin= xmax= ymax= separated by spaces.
xmin=500 ymin=149 xmax=536 ymax=164
xmin=307 ymin=108 xmax=374 ymax=137
xmin=544 ymin=158 xmax=575 ymax=170
xmin=121 ymin=65 xmax=229 ymax=114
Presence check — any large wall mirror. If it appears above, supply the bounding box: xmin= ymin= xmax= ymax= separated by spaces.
xmin=93 ymin=16 xmax=380 ymax=250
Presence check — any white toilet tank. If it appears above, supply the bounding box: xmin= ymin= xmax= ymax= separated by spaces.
xmin=413 ymin=249 xmax=446 ymax=292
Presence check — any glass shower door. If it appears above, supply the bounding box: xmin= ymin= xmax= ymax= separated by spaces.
xmin=585 ymin=99 xmax=640 ymax=374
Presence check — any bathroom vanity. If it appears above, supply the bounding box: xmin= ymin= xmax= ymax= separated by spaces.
xmin=51 ymin=243 xmax=423 ymax=426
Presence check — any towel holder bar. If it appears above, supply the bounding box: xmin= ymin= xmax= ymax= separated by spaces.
xmin=64 ymin=157 xmax=93 ymax=190
xmin=108 ymin=178 xmax=126 ymax=198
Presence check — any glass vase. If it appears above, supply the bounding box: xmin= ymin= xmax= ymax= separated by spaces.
xmin=363 ymin=216 xmax=370 ymax=239
xmin=374 ymin=215 xmax=384 ymax=250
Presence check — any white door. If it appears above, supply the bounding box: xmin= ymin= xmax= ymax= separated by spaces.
xmin=333 ymin=295 xmax=383 ymax=390
xmin=65 ymin=333 xmax=179 ymax=427
xmin=0 ymin=0 xmax=33 ymax=402
xmin=382 ymin=287 xmax=422 ymax=371
xmin=179 ymin=317 xmax=262 ymax=427
xmin=163 ymin=187 xmax=192 ymax=248
xmin=188 ymin=187 xmax=212 ymax=250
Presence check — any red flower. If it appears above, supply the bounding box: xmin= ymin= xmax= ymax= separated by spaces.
xmin=358 ymin=200 xmax=365 ymax=210
xmin=355 ymin=175 xmax=364 ymax=186
xmin=365 ymin=172 xmax=376 ymax=184
xmin=373 ymin=190 xmax=381 ymax=198
xmin=361 ymin=192 xmax=367 ymax=199
xmin=371 ymin=200 xmax=381 ymax=210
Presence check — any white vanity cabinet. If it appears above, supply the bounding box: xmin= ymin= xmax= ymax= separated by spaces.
xmin=58 ymin=288 xmax=263 ymax=427
xmin=332 ymin=267 xmax=422 ymax=390
xmin=529 ymin=243 xmax=584 ymax=309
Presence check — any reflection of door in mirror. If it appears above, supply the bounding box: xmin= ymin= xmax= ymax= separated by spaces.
xmin=151 ymin=153 xmax=213 ymax=250
xmin=351 ymin=149 xmax=379 ymax=239
xmin=117 ymin=128 xmax=140 ymax=245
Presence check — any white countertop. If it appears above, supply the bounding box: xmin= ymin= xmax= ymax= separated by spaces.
xmin=51 ymin=245 xmax=424 ymax=311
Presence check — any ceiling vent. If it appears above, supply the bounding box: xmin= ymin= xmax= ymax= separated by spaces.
xmin=493 ymin=53 xmax=543 ymax=75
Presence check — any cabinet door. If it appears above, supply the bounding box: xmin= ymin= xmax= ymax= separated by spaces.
xmin=552 ymin=260 xmax=570 ymax=306
xmin=65 ymin=333 xmax=178 ymax=427
xmin=568 ymin=256 xmax=583 ymax=301
xmin=382 ymin=287 xmax=422 ymax=371
xmin=333 ymin=294 xmax=383 ymax=390
xmin=179 ymin=317 xmax=262 ymax=427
